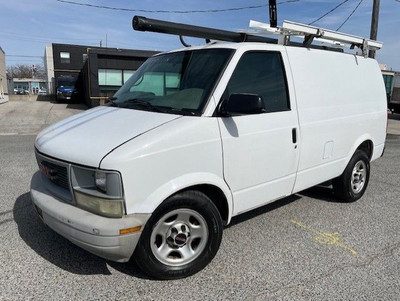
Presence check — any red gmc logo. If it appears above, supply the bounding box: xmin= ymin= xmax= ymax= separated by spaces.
xmin=39 ymin=163 xmax=56 ymax=180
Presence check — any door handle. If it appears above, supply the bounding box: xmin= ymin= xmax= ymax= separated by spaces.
xmin=292 ymin=128 xmax=297 ymax=144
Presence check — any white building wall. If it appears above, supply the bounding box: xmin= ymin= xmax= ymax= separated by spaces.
xmin=44 ymin=45 xmax=55 ymax=94
xmin=392 ymin=73 xmax=400 ymax=102
xmin=0 ymin=47 xmax=8 ymax=103
xmin=394 ymin=73 xmax=400 ymax=88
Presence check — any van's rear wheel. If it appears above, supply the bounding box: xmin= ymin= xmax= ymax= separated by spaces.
xmin=133 ymin=191 xmax=223 ymax=279
xmin=333 ymin=150 xmax=370 ymax=202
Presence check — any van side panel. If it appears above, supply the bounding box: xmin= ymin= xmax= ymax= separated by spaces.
xmin=285 ymin=47 xmax=387 ymax=193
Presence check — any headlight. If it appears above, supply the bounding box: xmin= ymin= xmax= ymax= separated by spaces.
xmin=70 ymin=166 xmax=125 ymax=218
xmin=57 ymin=90 xmax=62 ymax=95
xmin=74 ymin=191 xmax=124 ymax=218
xmin=95 ymin=171 xmax=107 ymax=193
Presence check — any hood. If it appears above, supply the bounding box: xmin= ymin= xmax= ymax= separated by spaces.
xmin=35 ymin=106 xmax=180 ymax=167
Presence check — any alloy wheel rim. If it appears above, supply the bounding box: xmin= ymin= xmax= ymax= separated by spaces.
xmin=150 ymin=209 xmax=208 ymax=266
xmin=351 ymin=160 xmax=367 ymax=194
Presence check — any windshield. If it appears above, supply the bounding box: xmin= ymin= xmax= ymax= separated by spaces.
xmin=58 ymin=80 xmax=75 ymax=89
xmin=112 ymin=48 xmax=233 ymax=115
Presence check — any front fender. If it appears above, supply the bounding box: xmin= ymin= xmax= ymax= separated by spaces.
xmin=132 ymin=172 xmax=234 ymax=224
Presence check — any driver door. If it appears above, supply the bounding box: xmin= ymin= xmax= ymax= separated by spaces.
xmin=217 ymin=50 xmax=299 ymax=215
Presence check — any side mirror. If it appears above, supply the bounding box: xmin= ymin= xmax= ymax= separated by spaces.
xmin=219 ymin=93 xmax=265 ymax=116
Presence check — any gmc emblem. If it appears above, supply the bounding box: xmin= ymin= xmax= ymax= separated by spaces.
xmin=39 ymin=162 xmax=57 ymax=180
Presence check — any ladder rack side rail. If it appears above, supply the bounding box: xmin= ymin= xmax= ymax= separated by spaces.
xmin=132 ymin=16 xmax=277 ymax=44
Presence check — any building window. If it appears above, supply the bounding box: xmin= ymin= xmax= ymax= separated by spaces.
xmin=123 ymin=70 xmax=135 ymax=84
xmin=82 ymin=53 xmax=88 ymax=63
xmin=60 ymin=52 xmax=70 ymax=64
xmin=98 ymin=69 xmax=122 ymax=86
xmin=382 ymin=74 xmax=393 ymax=95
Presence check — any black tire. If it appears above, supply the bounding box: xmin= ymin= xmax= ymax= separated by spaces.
xmin=333 ymin=150 xmax=370 ymax=202
xmin=133 ymin=190 xmax=223 ymax=280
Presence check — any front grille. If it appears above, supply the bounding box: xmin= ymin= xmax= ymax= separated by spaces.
xmin=35 ymin=150 xmax=73 ymax=202
xmin=40 ymin=160 xmax=69 ymax=190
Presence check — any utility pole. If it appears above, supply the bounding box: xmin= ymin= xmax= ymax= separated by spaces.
xmin=369 ymin=0 xmax=380 ymax=58
xmin=269 ymin=0 xmax=277 ymax=28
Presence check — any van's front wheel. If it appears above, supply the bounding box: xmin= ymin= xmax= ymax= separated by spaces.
xmin=133 ymin=191 xmax=223 ymax=279
xmin=333 ymin=150 xmax=370 ymax=202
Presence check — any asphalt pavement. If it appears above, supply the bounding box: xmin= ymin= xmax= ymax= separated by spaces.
xmin=0 ymin=100 xmax=399 ymax=300
xmin=0 ymin=100 xmax=87 ymax=135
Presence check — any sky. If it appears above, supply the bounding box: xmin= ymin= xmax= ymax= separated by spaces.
xmin=1 ymin=0 xmax=399 ymax=70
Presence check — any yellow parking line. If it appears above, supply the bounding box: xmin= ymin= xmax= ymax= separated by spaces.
xmin=290 ymin=219 xmax=357 ymax=255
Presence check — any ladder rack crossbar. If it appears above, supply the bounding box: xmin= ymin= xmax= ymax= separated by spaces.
xmin=282 ymin=20 xmax=382 ymax=50
xmin=249 ymin=19 xmax=383 ymax=56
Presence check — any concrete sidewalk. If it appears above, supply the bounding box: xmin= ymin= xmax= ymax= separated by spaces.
xmin=0 ymin=100 xmax=87 ymax=136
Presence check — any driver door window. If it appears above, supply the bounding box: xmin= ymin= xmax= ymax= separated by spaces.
xmin=226 ymin=51 xmax=290 ymax=113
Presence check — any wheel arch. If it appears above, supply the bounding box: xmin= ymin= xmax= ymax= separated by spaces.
xmin=348 ymin=135 xmax=374 ymax=164
xmin=177 ymin=184 xmax=230 ymax=226
xmin=137 ymin=173 xmax=233 ymax=225
xmin=332 ymin=136 xmax=374 ymax=183
xmin=357 ymin=139 xmax=373 ymax=161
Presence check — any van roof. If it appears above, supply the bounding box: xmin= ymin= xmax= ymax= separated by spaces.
xmin=157 ymin=41 xmax=344 ymax=56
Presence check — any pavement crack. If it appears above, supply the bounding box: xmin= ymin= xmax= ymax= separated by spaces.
xmin=0 ymin=218 xmax=13 ymax=226
xmin=246 ymin=242 xmax=400 ymax=300
xmin=0 ymin=209 xmax=14 ymax=217
xmin=0 ymin=203 xmax=33 ymax=221
xmin=44 ymin=103 xmax=55 ymax=125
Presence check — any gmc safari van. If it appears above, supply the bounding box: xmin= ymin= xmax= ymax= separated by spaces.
xmin=30 ymin=17 xmax=387 ymax=279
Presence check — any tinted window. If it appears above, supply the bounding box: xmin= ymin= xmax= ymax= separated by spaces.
xmin=226 ymin=52 xmax=289 ymax=113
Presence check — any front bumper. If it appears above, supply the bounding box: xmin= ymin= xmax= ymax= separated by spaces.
xmin=56 ymin=94 xmax=72 ymax=100
xmin=30 ymin=171 xmax=151 ymax=262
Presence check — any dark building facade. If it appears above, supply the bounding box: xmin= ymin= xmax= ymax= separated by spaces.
xmin=45 ymin=43 xmax=158 ymax=107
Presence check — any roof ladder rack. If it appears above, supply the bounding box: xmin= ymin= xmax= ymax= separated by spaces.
xmin=249 ymin=20 xmax=383 ymax=57
xmin=132 ymin=15 xmax=382 ymax=57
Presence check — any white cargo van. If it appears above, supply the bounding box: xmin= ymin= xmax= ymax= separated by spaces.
xmin=30 ymin=17 xmax=387 ymax=279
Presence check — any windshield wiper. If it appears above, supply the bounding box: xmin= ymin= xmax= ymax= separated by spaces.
xmin=106 ymin=97 xmax=119 ymax=107
xmin=124 ymin=98 xmax=164 ymax=113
